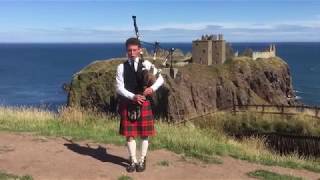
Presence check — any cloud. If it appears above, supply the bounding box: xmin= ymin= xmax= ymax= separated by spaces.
xmin=1 ymin=19 xmax=320 ymax=42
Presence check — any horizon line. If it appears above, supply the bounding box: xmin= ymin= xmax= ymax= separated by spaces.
xmin=0 ymin=41 xmax=320 ymax=44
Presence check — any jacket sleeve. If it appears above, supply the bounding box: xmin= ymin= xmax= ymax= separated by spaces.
xmin=143 ymin=60 xmax=164 ymax=91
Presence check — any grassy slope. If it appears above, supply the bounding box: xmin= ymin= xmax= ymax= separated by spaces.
xmin=178 ymin=56 xmax=287 ymax=81
xmin=194 ymin=111 xmax=320 ymax=136
xmin=0 ymin=106 xmax=319 ymax=173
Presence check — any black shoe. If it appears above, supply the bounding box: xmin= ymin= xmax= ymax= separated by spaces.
xmin=126 ymin=157 xmax=137 ymax=173
xmin=136 ymin=156 xmax=146 ymax=172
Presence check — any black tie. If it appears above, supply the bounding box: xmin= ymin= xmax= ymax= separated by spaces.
xmin=131 ymin=61 xmax=135 ymax=72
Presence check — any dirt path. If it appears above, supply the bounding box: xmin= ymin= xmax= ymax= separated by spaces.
xmin=0 ymin=131 xmax=319 ymax=180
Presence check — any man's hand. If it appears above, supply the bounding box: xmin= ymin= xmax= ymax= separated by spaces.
xmin=133 ymin=94 xmax=146 ymax=105
xmin=143 ymin=87 xmax=154 ymax=97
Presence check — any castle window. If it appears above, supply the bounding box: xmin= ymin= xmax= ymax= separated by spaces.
xmin=202 ymin=49 xmax=206 ymax=53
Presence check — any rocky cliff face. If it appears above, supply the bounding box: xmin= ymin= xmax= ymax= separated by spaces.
xmin=66 ymin=56 xmax=298 ymax=121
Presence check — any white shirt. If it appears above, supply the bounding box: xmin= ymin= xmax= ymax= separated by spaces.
xmin=115 ymin=57 xmax=164 ymax=100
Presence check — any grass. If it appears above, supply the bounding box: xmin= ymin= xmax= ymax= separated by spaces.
xmin=117 ymin=175 xmax=133 ymax=180
xmin=194 ymin=111 xmax=320 ymax=136
xmin=179 ymin=56 xmax=286 ymax=81
xmin=157 ymin=160 xmax=170 ymax=167
xmin=247 ymin=169 xmax=303 ymax=180
xmin=0 ymin=106 xmax=319 ymax=173
xmin=0 ymin=171 xmax=33 ymax=180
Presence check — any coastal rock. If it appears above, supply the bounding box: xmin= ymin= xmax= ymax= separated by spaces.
xmin=66 ymin=56 xmax=298 ymax=121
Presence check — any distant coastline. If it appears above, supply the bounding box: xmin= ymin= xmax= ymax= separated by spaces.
xmin=0 ymin=42 xmax=319 ymax=108
xmin=0 ymin=41 xmax=320 ymax=44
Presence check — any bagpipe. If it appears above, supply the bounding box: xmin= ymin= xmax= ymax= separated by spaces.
xmin=131 ymin=15 xmax=175 ymax=87
xmin=127 ymin=16 xmax=165 ymax=121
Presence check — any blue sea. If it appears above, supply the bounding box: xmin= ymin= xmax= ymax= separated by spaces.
xmin=0 ymin=42 xmax=319 ymax=109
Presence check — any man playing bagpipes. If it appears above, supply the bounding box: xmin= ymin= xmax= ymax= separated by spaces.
xmin=115 ymin=37 xmax=164 ymax=172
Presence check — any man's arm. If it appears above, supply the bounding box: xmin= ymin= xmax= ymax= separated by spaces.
xmin=115 ymin=64 xmax=135 ymax=100
xmin=142 ymin=60 xmax=164 ymax=95
xmin=150 ymin=66 xmax=164 ymax=92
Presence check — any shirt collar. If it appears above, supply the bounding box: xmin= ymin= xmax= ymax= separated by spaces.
xmin=129 ymin=57 xmax=139 ymax=64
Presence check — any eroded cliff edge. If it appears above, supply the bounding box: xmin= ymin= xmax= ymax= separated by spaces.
xmin=66 ymin=56 xmax=298 ymax=121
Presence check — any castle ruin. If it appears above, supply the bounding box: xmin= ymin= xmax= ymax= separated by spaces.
xmin=252 ymin=44 xmax=276 ymax=60
xmin=192 ymin=34 xmax=226 ymax=65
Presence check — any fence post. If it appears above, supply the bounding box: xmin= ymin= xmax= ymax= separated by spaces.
xmin=232 ymin=92 xmax=236 ymax=115
xmin=315 ymin=106 xmax=319 ymax=118
xmin=281 ymin=105 xmax=285 ymax=116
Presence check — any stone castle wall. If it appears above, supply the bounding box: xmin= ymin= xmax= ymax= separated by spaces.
xmin=192 ymin=34 xmax=226 ymax=65
xmin=252 ymin=44 xmax=276 ymax=60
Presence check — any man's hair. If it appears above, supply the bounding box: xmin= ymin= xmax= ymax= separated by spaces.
xmin=125 ymin=37 xmax=141 ymax=48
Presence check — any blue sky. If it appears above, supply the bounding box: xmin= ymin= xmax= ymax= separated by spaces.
xmin=0 ymin=0 xmax=320 ymax=42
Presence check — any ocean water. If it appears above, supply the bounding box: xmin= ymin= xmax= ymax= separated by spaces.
xmin=0 ymin=42 xmax=319 ymax=109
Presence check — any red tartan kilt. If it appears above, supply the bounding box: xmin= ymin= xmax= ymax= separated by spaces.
xmin=119 ymin=99 xmax=156 ymax=137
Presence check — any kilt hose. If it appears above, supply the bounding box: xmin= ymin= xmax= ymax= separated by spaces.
xmin=119 ymin=99 xmax=156 ymax=137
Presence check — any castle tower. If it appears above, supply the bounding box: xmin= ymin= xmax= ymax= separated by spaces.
xmin=269 ymin=44 xmax=273 ymax=51
xmin=192 ymin=37 xmax=213 ymax=65
xmin=212 ymin=34 xmax=226 ymax=64
xmin=272 ymin=44 xmax=276 ymax=55
xmin=192 ymin=34 xmax=226 ymax=65
xmin=269 ymin=44 xmax=276 ymax=56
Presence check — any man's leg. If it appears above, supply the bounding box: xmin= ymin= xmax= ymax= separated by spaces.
xmin=140 ymin=136 xmax=149 ymax=160
xmin=126 ymin=136 xmax=137 ymax=172
xmin=127 ymin=136 xmax=137 ymax=163
xmin=136 ymin=136 xmax=148 ymax=172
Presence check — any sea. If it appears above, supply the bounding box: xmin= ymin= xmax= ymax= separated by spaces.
xmin=0 ymin=42 xmax=319 ymax=109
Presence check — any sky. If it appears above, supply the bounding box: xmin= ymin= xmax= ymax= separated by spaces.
xmin=0 ymin=0 xmax=320 ymax=42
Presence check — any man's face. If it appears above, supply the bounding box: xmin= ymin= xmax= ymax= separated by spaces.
xmin=126 ymin=44 xmax=141 ymax=60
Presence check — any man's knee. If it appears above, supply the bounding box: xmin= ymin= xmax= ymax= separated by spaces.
xmin=141 ymin=136 xmax=148 ymax=140
xmin=126 ymin=136 xmax=135 ymax=142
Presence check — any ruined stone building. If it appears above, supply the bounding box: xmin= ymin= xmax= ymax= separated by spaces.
xmin=252 ymin=44 xmax=276 ymax=60
xmin=192 ymin=34 xmax=226 ymax=65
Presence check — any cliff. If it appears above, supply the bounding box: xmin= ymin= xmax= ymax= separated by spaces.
xmin=66 ymin=56 xmax=298 ymax=121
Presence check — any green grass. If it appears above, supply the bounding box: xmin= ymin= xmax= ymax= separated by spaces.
xmin=247 ymin=169 xmax=303 ymax=180
xmin=0 ymin=106 xmax=319 ymax=174
xmin=157 ymin=160 xmax=170 ymax=167
xmin=117 ymin=175 xmax=133 ymax=180
xmin=194 ymin=111 xmax=320 ymax=137
xmin=0 ymin=171 xmax=33 ymax=180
